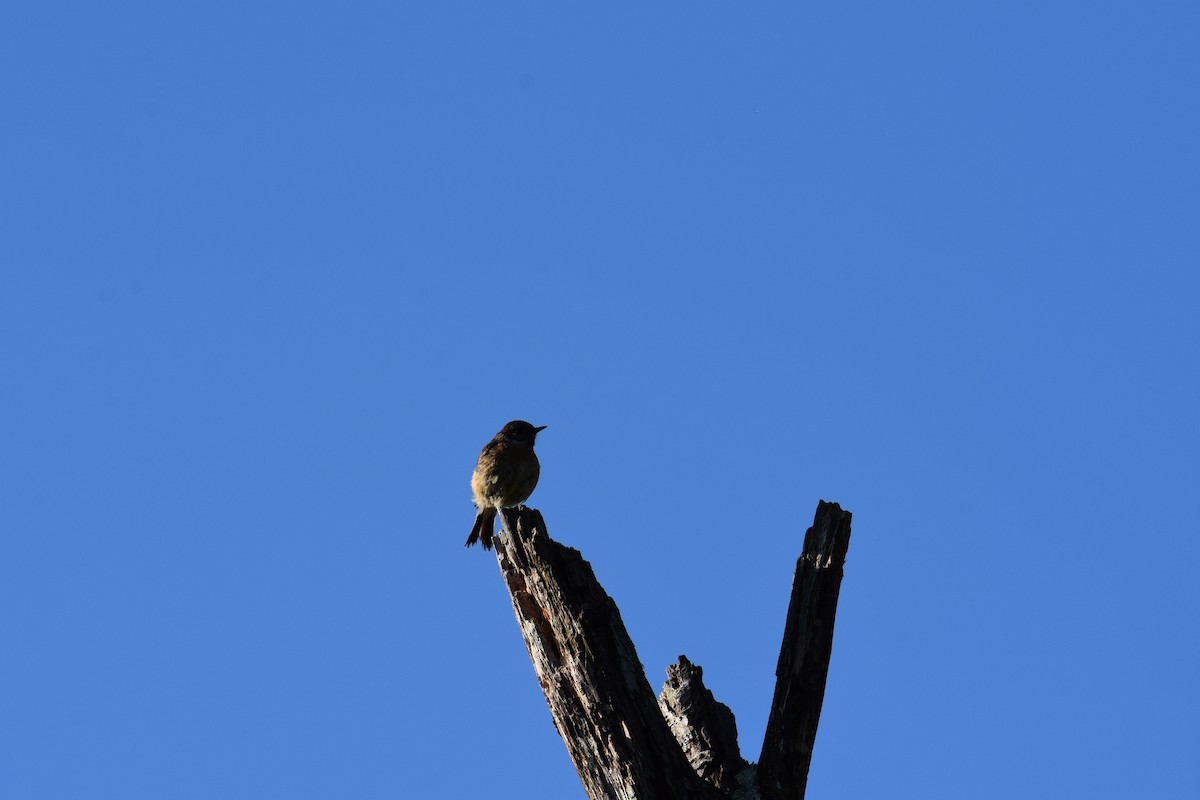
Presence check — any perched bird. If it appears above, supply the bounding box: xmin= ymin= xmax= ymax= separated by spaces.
xmin=467 ymin=420 xmax=547 ymax=550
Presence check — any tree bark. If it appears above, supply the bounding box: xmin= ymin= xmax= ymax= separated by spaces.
xmin=490 ymin=501 xmax=852 ymax=800
xmin=756 ymin=501 xmax=853 ymax=800
xmin=658 ymin=655 xmax=753 ymax=796
xmin=493 ymin=507 xmax=721 ymax=800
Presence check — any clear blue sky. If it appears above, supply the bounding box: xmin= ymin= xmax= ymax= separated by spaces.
xmin=2 ymin=3 xmax=1197 ymax=798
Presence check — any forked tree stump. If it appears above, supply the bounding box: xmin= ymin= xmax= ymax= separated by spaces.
xmin=490 ymin=500 xmax=852 ymax=800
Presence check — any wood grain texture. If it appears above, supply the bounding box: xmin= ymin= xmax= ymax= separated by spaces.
xmin=494 ymin=507 xmax=720 ymax=800
xmin=658 ymin=655 xmax=752 ymax=795
xmin=488 ymin=501 xmax=852 ymax=800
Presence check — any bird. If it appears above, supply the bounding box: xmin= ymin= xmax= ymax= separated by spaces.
xmin=466 ymin=420 xmax=547 ymax=550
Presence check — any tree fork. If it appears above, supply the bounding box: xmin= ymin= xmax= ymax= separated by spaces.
xmin=492 ymin=501 xmax=852 ymax=800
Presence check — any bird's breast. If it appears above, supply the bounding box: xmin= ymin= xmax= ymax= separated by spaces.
xmin=471 ymin=442 xmax=540 ymax=508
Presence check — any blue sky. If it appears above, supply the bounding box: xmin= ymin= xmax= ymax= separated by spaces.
xmin=2 ymin=2 xmax=1197 ymax=798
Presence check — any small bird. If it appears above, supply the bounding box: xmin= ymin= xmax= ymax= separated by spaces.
xmin=467 ymin=420 xmax=547 ymax=550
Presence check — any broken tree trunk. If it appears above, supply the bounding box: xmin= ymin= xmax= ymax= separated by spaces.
xmin=492 ymin=501 xmax=852 ymax=800
xmin=757 ymin=501 xmax=854 ymax=800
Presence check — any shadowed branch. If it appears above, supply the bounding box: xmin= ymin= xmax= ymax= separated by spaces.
xmin=757 ymin=500 xmax=853 ymax=800
xmin=487 ymin=502 xmax=853 ymax=800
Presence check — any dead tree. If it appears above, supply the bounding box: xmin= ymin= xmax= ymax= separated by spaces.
xmin=491 ymin=500 xmax=853 ymax=800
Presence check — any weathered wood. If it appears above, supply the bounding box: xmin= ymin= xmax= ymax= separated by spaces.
xmin=757 ymin=500 xmax=853 ymax=800
xmin=487 ymin=501 xmax=853 ymax=800
xmin=493 ymin=507 xmax=721 ymax=800
xmin=658 ymin=655 xmax=753 ymax=796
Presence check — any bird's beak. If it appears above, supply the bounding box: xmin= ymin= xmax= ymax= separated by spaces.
xmin=534 ymin=425 xmax=548 ymax=432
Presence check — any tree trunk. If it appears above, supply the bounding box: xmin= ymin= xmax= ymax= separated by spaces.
xmin=757 ymin=501 xmax=853 ymax=800
xmin=491 ymin=501 xmax=852 ymax=800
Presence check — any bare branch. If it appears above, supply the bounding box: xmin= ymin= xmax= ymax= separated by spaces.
xmin=493 ymin=507 xmax=721 ymax=800
xmin=757 ymin=500 xmax=853 ymax=800
xmin=658 ymin=655 xmax=751 ymax=794
xmin=484 ymin=501 xmax=853 ymax=800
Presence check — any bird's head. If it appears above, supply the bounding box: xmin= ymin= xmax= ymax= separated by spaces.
xmin=498 ymin=420 xmax=547 ymax=445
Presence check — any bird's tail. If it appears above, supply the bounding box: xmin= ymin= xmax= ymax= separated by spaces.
xmin=466 ymin=507 xmax=497 ymax=550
